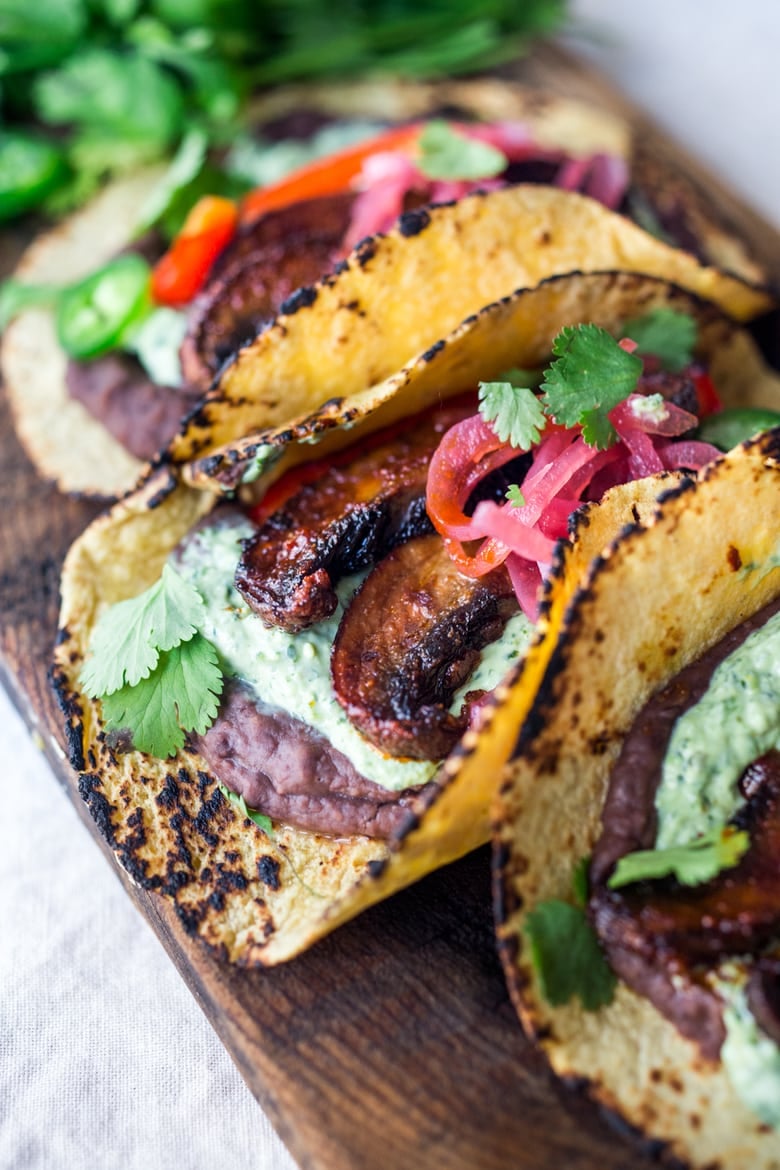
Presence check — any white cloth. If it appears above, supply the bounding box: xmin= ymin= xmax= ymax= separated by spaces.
xmin=0 ymin=687 xmax=297 ymax=1170
xmin=2 ymin=4 xmax=779 ymax=1167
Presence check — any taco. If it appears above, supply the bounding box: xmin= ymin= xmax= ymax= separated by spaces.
xmin=50 ymin=267 xmax=780 ymax=968
xmin=2 ymin=78 xmax=772 ymax=498
xmin=494 ymin=430 xmax=780 ymax=1168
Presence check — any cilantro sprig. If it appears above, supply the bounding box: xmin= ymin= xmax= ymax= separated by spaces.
xmin=478 ymin=312 xmax=697 ymax=454
xmin=219 ymin=785 xmax=274 ymax=838
xmin=541 ymin=324 xmax=643 ymax=448
xmin=607 ymin=825 xmax=749 ymax=890
xmin=81 ymin=564 xmax=223 ymax=758
xmin=479 ymin=379 xmax=547 ymax=449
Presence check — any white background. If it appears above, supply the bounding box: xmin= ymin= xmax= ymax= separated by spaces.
xmin=2 ymin=3 xmax=779 ymax=1167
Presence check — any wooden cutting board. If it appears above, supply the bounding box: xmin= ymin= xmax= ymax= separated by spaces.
xmin=2 ymin=43 xmax=779 ymax=1170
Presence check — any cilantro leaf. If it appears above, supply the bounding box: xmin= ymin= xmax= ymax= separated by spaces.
xmin=479 ymin=380 xmax=546 ymax=449
xmin=219 ymin=785 xmax=274 ymax=838
xmin=101 ymin=635 xmax=223 ymax=758
xmin=523 ymin=899 xmax=616 ymax=1011
xmin=607 ymin=825 xmax=750 ymax=890
xmin=81 ymin=564 xmax=205 ymax=696
xmin=621 ymin=307 xmax=697 ymax=372
xmin=541 ymin=324 xmax=643 ymax=449
xmin=506 ymin=484 xmax=526 ymax=508
xmin=417 ymin=120 xmax=507 ymax=181
xmin=172 ymin=635 xmax=223 ymax=735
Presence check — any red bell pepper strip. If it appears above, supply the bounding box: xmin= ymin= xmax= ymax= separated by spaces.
xmin=151 ymin=195 xmax=239 ymax=307
xmin=238 ymin=123 xmax=422 ymax=224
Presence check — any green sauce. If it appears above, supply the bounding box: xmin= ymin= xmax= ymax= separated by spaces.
xmin=175 ymin=519 xmax=534 ymax=792
xmin=653 ymin=605 xmax=780 ymax=1125
xmin=716 ymin=974 xmax=780 ymax=1126
xmin=655 ymin=611 xmax=780 ymax=850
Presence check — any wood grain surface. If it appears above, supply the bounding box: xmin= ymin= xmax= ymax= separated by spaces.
xmin=2 ymin=43 xmax=779 ymax=1170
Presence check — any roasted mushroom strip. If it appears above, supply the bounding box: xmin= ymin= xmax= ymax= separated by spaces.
xmin=235 ymin=400 xmax=474 ymax=633
xmin=180 ymin=194 xmax=355 ymax=390
xmin=331 ymin=533 xmax=518 ymax=760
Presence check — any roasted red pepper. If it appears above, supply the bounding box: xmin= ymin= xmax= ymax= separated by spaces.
xmin=238 ymin=123 xmax=421 ymax=225
xmin=151 ymin=195 xmax=239 ymax=307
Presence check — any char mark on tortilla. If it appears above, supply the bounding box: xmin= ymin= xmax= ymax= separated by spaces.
xmin=179 ymin=194 xmax=356 ymax=392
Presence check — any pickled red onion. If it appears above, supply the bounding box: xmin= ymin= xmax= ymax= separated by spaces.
xmin=426 ymin=389 xmax=722 ymax=620
xmin=343 ymin=120 xmax=630 ymax=254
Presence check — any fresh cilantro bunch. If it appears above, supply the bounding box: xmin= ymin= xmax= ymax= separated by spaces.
xmin=0 ymin=0 xmax=569 ymax=222
xmin=80 ymin=563 xmax=223 ymax=758
xmin=478 ymin=309 xmax=697 ymax=452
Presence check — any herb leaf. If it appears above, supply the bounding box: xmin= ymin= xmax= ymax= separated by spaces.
xmin=219 ymin=784 xmax=273 ymax=838
xmin=523 ymin=899 xmax=616 ymax=1011
xmin=417 ymin=120 xmax=507 ymax=181
xmin=81 ymin=564 xmax=206 ymax=696
xmin=101 ymin=635 xmax=223 ymax=758
xmin=622 ymin=307 xmax=697 ymax=372
xmin=506 ymin=484 xmax=526 ymax=507
xmin=541 ymin=324 xmax=643 ymax=449
xmin=479 ymin=380 xmax=547 ymax=449
xmin=608 ymin=825 xmax=750 ymax=890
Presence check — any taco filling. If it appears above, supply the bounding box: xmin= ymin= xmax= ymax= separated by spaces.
xmin=79 ymin=303 xmax=760 ymax=843
xmin=589 ymin=596 xmax=780 ymax=1123
xmin=494 ymin=429 xmax=780 ymax=1167
xmin=9 ymin=77 xmax=768 ymax=474
xmin=53 ymin=113 xmax=635 ymax=462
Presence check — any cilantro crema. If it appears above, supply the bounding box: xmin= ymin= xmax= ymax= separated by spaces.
xmin=81 ymin=564 xmax=223 ymax=759
xmin=607 ymin=825 xmax=749 ymax=890
xmin=416 ymin=121 xmax=507 ymax=181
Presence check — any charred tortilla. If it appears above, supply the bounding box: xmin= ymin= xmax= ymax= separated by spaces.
xmin=52 ymin=272 xmax=780 ymax=966
xmin=494 ymin=431 xmax=780 ymax=1169
xmin=3 ymin=78 xmax=772 ymax=498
